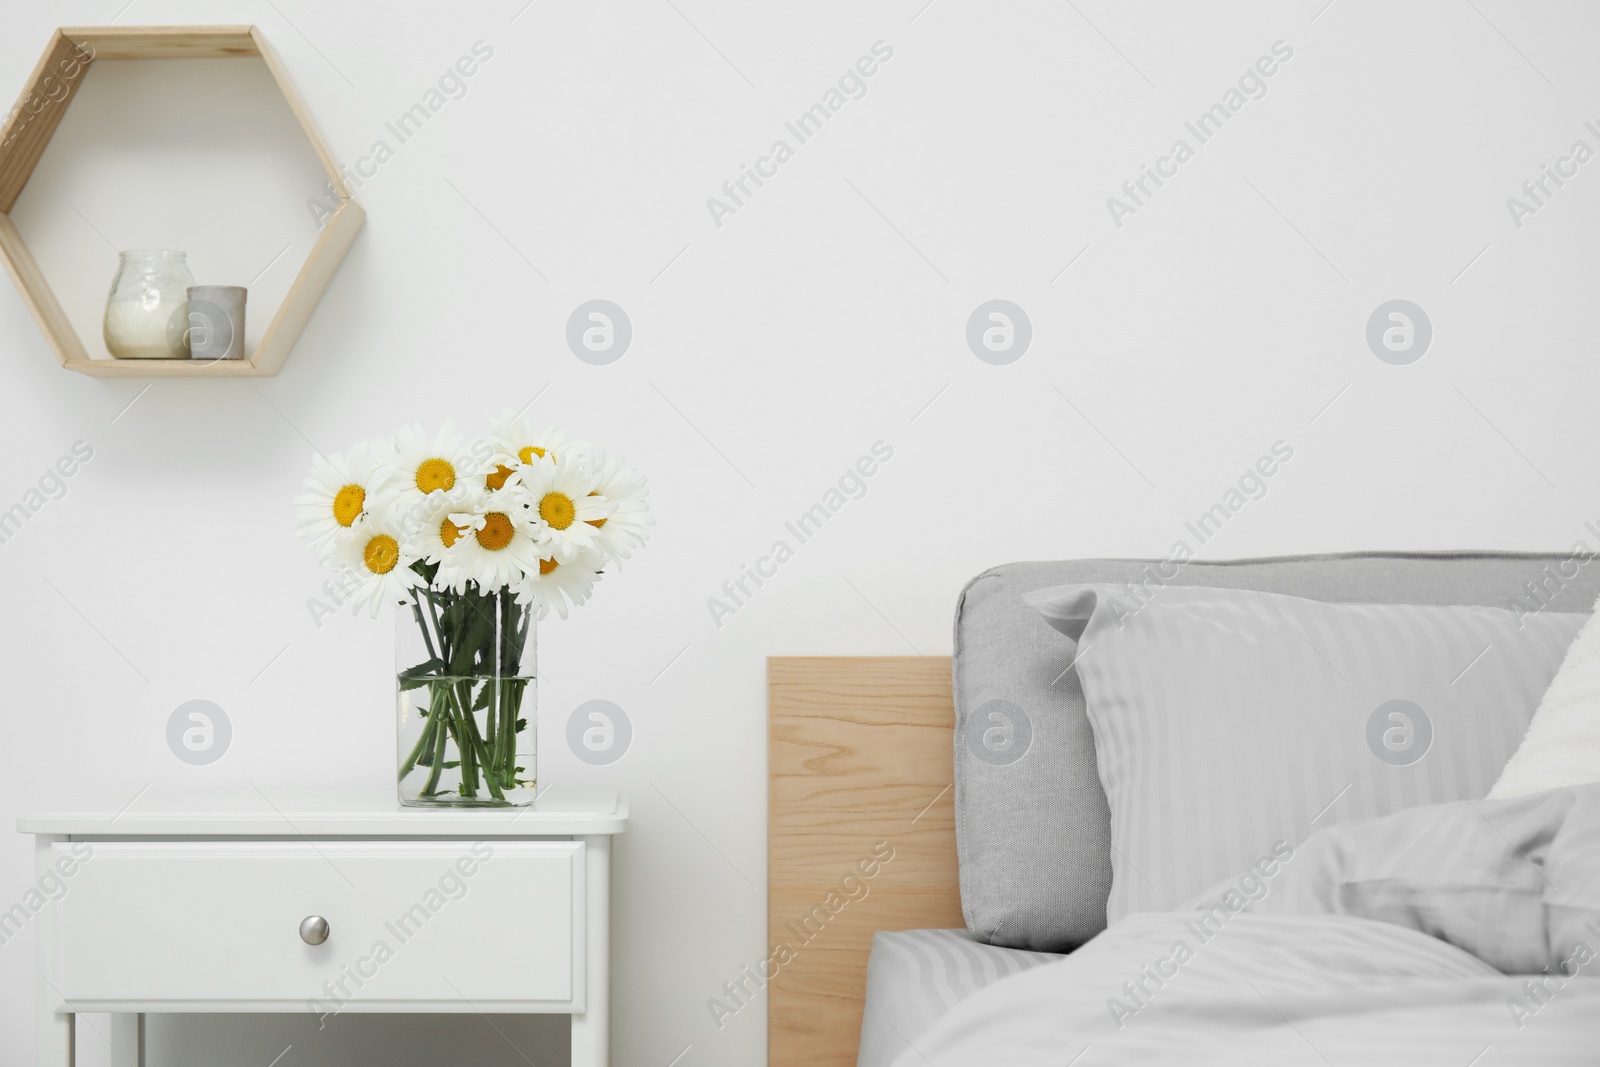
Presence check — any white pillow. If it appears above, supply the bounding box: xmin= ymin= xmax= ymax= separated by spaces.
xmin=1489 ymin=592 xmax=1600 ymax=798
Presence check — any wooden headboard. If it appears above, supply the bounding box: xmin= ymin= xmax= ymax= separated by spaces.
xmin=768 ymin=656 xmax=962 ymax=1067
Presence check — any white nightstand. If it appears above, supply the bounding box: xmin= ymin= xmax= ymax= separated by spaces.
xmin=19 ymin=789 xmax=626 ymax=1066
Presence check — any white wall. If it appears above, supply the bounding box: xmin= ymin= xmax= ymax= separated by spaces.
xmin=2 ymin=1 xmax=1598 ymax=1064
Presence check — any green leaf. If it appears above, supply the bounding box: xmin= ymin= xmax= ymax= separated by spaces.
xmin=439 ymin=594 xmax=470 ymax=631
xmin=399 ymin=658 xmax=445 ymax=680
xmin=399 ymin=661 xmax=446 ymax=692
xmin=450 ymin=617 xmax=493 ymax=674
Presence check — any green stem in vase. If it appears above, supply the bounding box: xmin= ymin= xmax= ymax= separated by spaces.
xmin=411 ymin=600 xmax=441 ymax=663
xmin=424 ymin=585 xmax=446 ymax=633
xmin=482 ymin=675 xmax=498 ymax=771
xmin=400 ymin=598 xmax=449 ymax=786
xmin=403 ymin=584 xmax=525 ymax=804
xmin=498 ymin=678 xmax=527 ymax=789
xmin=455 ymin=680 xmax=505 ymax=801
xmin=398 ymin=707 xmax=437 ymax=781
xmin=443 ymin=706 xmax=474 ymax=797
xmin=497 ymin=593 xmax=531 ymax=790
xmin=492 ymin=679 xmax=509 ymax=788
xmin=437 ymin=586 xmax=478 ymax=798
xmin=451 ymin=684 xmax=480 ymax=798
xmin=421 ymin=683 xmax=450 ymax=796
xmin=497 ymin=592 xmax=519 ymax=789
xmin=499 ymin=591 xmax=516 ymax=673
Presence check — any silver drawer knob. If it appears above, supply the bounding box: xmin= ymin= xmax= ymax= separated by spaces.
xmin=299 ymin=915 xmax=330 ymax=946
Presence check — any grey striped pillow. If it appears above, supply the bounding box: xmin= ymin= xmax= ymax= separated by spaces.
xmin=1026 ymin=584 xmax=1585 ymax=924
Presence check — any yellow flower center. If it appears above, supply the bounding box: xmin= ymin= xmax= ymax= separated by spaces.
xmin=333 ymin=485 xmax=365 ymax=526
xmin=585 ymin=489 xmax=606 ymax=528
xmin=476 ymin=512 xmax=515 ymax=550
xmin=415 ymin=458 xmax=455 ymax=494
xmin=539 ymin=492 xmax=576 ymax=530
xmin=539 ymin=557 xmax=559 ymax=575
xmin=518 ymin=445 xmax=547 ymax=464
xmin=485 ymin=464 xmax=516 ymax=491
xmin=364 ymin=534 xmax=400 ymax=574
xmin=440 ymin=518 xmax=462 ymax=548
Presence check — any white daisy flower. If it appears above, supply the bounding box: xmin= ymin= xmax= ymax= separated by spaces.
xmin=295 ymin=419 xmax=649 ymax=627
xmin=513 ymin=546 xmax=603 ymax=620
xmin=406 ymin=484 xmax=481 ymax=571
xmin=293 ymin=440 xmax=387 ymax=547
xmin=485 ymin=414 xmax=584 ymax=491
xmin=329 ymin=508 xmax=421 ymax=617
xmin=438 ymin=485 xmax=543 ymax=592
xmin=385 ymin=422 xmax=476 ymax=505
xmin=518 ymin=454 xmax=613 ymax=563
xmin=491 ymin=413 xmax=580 ymax=466
xmin=580 ymin=448 xmax=653 ymax=564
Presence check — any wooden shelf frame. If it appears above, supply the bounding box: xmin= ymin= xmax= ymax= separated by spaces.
xmin=0 ymin=25 xmax=363 ymax=378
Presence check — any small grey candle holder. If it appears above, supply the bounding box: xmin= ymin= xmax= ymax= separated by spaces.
xmin=185 ymin=285 xmax=247 ymax=360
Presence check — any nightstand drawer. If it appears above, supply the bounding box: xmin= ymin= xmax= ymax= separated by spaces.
xmin=49 ymin=840 xmax=584 ymax=1012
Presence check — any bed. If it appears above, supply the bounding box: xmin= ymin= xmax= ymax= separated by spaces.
xmin=768 ymin=552 xmax=1600 ymax=1067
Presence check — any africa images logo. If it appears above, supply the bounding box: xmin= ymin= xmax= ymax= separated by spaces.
xmin=964 ymin=699 xmax=1033 ymax=767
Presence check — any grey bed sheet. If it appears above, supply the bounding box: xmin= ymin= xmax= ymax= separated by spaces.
xmin=889 ymin=783 xmax=1600 ymax=1066
xmin=857 ymin=928 xmax=1063 ymax=1067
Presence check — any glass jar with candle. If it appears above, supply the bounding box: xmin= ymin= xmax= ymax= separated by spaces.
xmin=103 ymin=250 xmax=193 ymax=359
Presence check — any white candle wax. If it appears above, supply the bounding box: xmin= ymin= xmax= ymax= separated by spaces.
xmin=105 ymin=296 xmax=186 ymax=359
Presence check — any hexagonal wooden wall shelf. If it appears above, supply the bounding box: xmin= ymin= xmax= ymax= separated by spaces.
xmin=0 ymin=25 xmax=363 ymax=377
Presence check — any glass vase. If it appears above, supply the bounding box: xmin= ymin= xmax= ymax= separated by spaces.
xmin=397 ymin=586 xmax=536 ymax=807
xmin=103 ymin=250 xmax=194 ymax=359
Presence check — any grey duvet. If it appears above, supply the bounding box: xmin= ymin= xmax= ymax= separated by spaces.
xmin=892 ymin=784 xmax=1600 ymax=1066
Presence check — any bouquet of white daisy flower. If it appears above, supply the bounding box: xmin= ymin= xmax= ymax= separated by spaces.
xmin=294 ymin=414 xmax=651 ymax=807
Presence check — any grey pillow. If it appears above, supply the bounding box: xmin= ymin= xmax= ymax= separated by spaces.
xmin=1027 ymin=583 xmax=1583 ymax=924
xmin=952 ymin=552 xmax=1600 ymax=953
